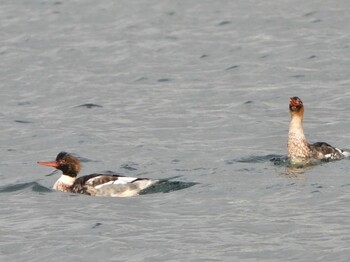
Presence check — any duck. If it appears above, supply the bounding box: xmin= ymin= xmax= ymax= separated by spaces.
xmin=37 ymin=152 xmax=159 ymax=197
xmin=288 ymin=96 xmax=350 ymax=165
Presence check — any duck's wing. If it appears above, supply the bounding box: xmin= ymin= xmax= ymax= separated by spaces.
xmin=309 ymin=142 xmax=346 ymax=160
xmin=70 ymin=173 xmax=124 ymax=195
xmin=73 ymin=173 xmax=158 ymax=197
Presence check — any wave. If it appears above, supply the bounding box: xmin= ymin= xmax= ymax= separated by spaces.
xmin=140 ymin=180 xmax=197 ymax=195
xmin=0 ymin=181 xmax=52 ymax=193
xmin=226 ymin=154 xmax=288 ymax=166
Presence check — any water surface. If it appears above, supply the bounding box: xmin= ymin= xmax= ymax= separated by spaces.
xmin=1 ymin=0 xmax=350 ymax=261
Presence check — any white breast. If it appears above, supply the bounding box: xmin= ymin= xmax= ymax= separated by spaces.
xmin=53 ymin=175 xmax=75 ymax=190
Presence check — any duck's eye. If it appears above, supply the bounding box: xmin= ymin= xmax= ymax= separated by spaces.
xmin=59 ymin=159 xmax=66 ymax=164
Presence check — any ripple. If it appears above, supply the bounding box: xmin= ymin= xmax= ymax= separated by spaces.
xmin=0 ymin=182 xmax=52 ymax=193
xmin=75 ymin=103 xmax=103 ymax=109
xmin=45 ymin=169 xmax=60 ymax=177
xmin=225 ymin=65 xmax=239 ymax=70
xmin=157 ymin=78 xmax=171 ymax=82
xmin=17 ymin=101 xmax=31 ymax=106
xmin=140 ymin=180 xmax=197 ymax=195
xmin=120 ymin=163 xmax=138 ymax=171
xmin=14 ymin=120 xmax=32 ymax=124
xmin=290 ymin=74 xmax=305 ymax=78
xmin=135 ymin=76 xmax=148 ymax=81
xmin=226 ymin=154 xmax=286 ymax=164
xmin=304 ymin=11 xmax=317 ymax=17
xmin=78 ymin=156 xmax=99 ymax=163
xmin=92 ymin=222 xmax=102 ymax=229
xmin=217 ymin=21 xmax=231 ymax=26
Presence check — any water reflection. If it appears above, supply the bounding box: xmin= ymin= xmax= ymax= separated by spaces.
xmin=227 ymin=154 xmax=337 ymax=180
xmin=282 ymin=165 xmax=311 ymax=179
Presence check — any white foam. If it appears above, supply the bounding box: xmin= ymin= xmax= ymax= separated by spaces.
xmin=342 ymin=150 xmax=350 ymax=158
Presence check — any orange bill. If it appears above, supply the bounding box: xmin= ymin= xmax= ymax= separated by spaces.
xmin=290 ymin=97 xmax=299 ymax=107
xmin=37 ymin=161 xmax=59 ymax=168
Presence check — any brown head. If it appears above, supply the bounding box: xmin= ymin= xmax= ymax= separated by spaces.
xmin=37 ymin=152 xmax=81 ymax=177
xmin=289 ymin=97 xmax=304 ymax=116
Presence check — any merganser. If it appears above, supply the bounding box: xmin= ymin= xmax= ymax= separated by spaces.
xmin=37 ymin=152 xmax=159 ymax=197
xmin=288 ymin=96 xmax=350 ymax=165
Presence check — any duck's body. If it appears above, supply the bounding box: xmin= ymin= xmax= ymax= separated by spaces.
xmin=38 ymin=152 xmax=159 ymax=197
xmin=53 ymin=173 xmax=158 ymax=197
xmin=287 ymin=97 xmax=349 ymax=165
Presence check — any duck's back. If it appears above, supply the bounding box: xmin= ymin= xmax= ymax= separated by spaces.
xmin=71 ymin=174 xmax=158 ymax=197
xmin=309 ymin=142 xmax=345 ymax=160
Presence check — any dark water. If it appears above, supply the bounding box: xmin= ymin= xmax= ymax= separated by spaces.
xmin=1 ymin=0 xmax=350 ymax=261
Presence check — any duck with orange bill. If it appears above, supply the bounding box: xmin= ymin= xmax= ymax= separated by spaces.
xmin=38 ymin=152 xmax=161 ymax=197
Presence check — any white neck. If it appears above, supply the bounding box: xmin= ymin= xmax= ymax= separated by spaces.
xmin=288 ymin=113 xmax=311 ymax=163
xmin=53 ymin=174 xmax=76 ymax=190
xmin=288 ymin=115 xmax=306 ymax=140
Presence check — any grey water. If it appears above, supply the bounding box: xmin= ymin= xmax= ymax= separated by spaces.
xmin=1 ymin=0 xmax=350 ymax=261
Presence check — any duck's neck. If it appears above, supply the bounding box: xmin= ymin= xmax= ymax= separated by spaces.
xmin=53 ymin=174 xmax=76 ymax=191
xmin=289 ymin=113 xmax=305 ymax=138
xmin=288 ymin=112 xmax=311 ymax=164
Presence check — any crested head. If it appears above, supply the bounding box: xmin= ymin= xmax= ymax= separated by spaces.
xmin=55 ymin=152 xmax=81 ymax=177
xmin=38 ymin=151 xmax=81 ymax=177
xmin=289 ymin=96 xmax=304 ymax=116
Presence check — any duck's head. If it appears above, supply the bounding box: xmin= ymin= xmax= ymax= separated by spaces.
xmin=37 ymin=151 xmax=81 ymax=177
xmin=289 ymin=96 xmax=304 ymax=114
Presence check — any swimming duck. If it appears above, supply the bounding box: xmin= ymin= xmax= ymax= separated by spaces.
xmin=37 ymin=152 xmax=159 ymax=197
xmin=288 ymin=96 xmax=350 ymax=165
